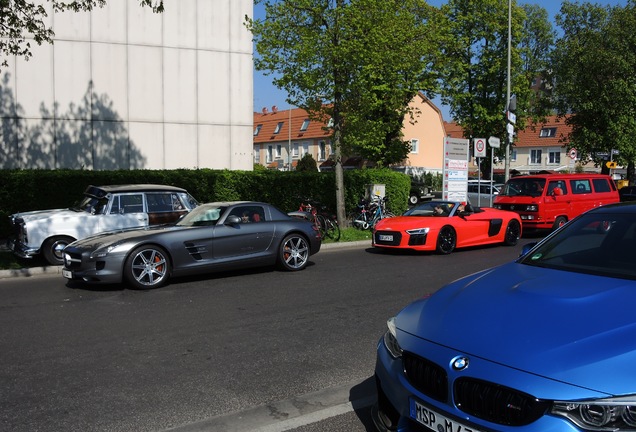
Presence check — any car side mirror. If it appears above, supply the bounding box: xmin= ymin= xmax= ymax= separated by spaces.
xmin=520 ymin=242 xmax=537 ymax=257
xmin=225 ymin=215 xmax=241 ymax=225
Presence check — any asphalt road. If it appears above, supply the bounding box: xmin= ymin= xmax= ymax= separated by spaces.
xmin=0 ymin=239 xmax=537 ymax=432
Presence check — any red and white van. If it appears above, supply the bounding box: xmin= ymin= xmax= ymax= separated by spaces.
xmin=493 ymin=174 xmax=619 ymax=230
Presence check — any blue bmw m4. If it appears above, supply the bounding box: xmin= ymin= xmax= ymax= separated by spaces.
xmin=374 ymin=202 xmax=636 ymax=432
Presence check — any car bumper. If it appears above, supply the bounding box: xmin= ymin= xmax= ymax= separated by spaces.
xmin=373 ymin=335 xmax=604 ymax=432
xmin=7 ymin=238 xmax=39 ymax=259
xmin=62 ymin=247 xmax=125 ymax=284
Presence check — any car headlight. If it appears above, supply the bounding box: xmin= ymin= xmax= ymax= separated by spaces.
xmin=383 ymin=317 xmax=403 ymax=359
xmin=406 ymin=227 xmax=430 ymax=235
xmin=493 ymin=204 xmax=502 ymax=209
xmin=526 ymin=204 xmax=538 ymax=211
xmin=552 ymin=396 xmax=636 ymax=430
xmin=91 ymin=243 xmax=127 ymax=259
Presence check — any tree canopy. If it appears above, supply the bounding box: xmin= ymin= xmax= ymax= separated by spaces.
xmin=0 ymin=0 xmax=164 ymax=68
xmin=247 ymin=0 xmax=442 ymax=224
xmin=552 ymin=0 xmax=636 ymax=180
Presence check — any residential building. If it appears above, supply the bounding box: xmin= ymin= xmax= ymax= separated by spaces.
xmin=253 ymin=92 xmax=448 ymax=174
xmin=0 ymin=0 xmax=253 ymax=171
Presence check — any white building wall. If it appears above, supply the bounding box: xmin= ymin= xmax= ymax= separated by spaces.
xmin=0 ymin=0 xmax=253 ymax=170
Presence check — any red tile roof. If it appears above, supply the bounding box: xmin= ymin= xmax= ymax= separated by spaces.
xmin=444 ymin=115 xmax=572 ymax=148
xmin=253 ymin=107 xmax=331 ymax=143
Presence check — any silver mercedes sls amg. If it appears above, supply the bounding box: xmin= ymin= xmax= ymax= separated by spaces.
xmin=62 ymin=201 xmax=322 ymax=289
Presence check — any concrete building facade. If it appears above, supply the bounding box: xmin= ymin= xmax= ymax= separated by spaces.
xmin=0 ymin=0 xmax=253 ymax=170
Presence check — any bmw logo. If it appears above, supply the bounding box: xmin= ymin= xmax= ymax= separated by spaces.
xmin=451 ymin=356 xmax=469 ymax=371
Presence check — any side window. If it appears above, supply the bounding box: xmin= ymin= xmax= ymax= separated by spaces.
xmin=110 ymin=196 xmax=121 ymax=214
xmin=120 ymin=194 xmax=144 ymax=213
xmin=592 ymin=178 xmax=611 ymax=193
xmin=147 ymin=193 xmax=177 ymax=212
xmin=570 ymin=179 xmax=591 ymax=194
xmin=230 ymin=206 xmax=265 ymax=223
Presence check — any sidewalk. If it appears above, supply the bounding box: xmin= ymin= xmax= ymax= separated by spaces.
xmin=0 ymin=240 xmax=371 ymax=280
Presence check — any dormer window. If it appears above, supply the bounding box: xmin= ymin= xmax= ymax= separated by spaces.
xmin=253 ymin=124 xmax=262 ymax=136
xmin=274 ymin=122 xmax=284 ymax=134
xmin=540 ymin=127 xmax=557 ymax=137
xmin=300 ymin=119 xmax=310 ymax=131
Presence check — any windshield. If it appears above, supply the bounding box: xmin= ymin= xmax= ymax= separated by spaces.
xmin=520 ymin=210 xmax=636 ymax=280
xmin=404 ymin=201 xmax=457 ymax=217
xmin=500 ymin=178 xmax=546 ymax=197
xmin=176 ymin=204 xmax=228 ymax=227
xmin=72 ymin=196 xmax=109 ymax=214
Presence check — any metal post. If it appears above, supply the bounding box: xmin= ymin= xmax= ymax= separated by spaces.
xmin=288 ymin=105 xmax=292 ymax=171
xmin=504 ymin=0 xmax=512 ymax=183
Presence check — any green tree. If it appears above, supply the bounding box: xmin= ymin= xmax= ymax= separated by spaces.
xmin=552 ymin=1 xmax=636 ymax=182
xmin=247 ymin=0 xmax=440 ymax=225
xmin=0 ymin=0 xmax=163 ymax=68
xmin=436 ymin=0 xmax=550 ymax=178
xmin=296 ymin=153 xmax=318 ymax=172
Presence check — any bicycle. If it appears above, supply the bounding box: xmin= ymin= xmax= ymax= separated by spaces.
xmin=291 ymin=200 xmax=341 ymax=241
xmin=350 ymin=195 xmax=395 ymax=230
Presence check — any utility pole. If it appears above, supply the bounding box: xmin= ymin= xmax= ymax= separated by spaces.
xmin=504 ymin=0 xmax=512 ymax=183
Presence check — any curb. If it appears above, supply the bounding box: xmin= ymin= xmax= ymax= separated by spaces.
xmin=0 ymin=240 xmax=371 ymax=280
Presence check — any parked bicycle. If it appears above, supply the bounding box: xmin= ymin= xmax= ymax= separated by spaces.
xmin=349 ymin=195 xmax=395 ymax=230
xmin=289 ymin=199 xmax=341 ymax=241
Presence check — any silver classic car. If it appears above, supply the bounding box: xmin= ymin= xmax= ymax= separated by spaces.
xmin=9 ymin=184 xmax=199 ymax=265
xmin=62 ymin=201 xmax=322 ymax=289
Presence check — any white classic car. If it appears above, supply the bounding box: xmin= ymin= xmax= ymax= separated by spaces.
xmin=8 ymin=184 xmax=199 ymax=265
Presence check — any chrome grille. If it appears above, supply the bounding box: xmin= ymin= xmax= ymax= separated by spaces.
xmin=454 ymin=377 xmax=549 ymax=426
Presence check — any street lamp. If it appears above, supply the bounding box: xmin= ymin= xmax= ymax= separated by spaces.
xmin=504 ymin=0 xmax=512 ymax=183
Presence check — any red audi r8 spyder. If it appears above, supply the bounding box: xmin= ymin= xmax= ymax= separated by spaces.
xmin=373 ymin=200 xmax=522 ymax=254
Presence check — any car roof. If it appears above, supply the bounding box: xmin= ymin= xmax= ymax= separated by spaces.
xmin=88 ymin=184 xmax=188 ymax=194
xmin=509 ymin=174 xmax=611 ymax=180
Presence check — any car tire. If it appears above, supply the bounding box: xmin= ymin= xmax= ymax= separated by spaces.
xmin=553 ymin=216 xmax=567 ymax=231
xmin=124 ymin=245 xmax=171 ymax=289
xmin=42 ymin=236 xmax=75 ymax=266
xmin=278 ymin=234 xmax=310 ymax=271
xmin=408 ymin=194 xmax=419 ymax=206
xmin=436 ymin=226 xmax=456 ymax=254
xmin=504 ymin=219 xmax=521 ymax=246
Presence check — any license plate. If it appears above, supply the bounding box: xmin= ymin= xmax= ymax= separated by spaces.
xmin=62 ymin=269 xmax=73 ymax=279
xmin=379 ymin=234 xmax=393 ymax=241
xmin=410 ymin=399 xmax=484 ymax=432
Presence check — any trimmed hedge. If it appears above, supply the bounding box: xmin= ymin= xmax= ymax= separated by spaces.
xmin=0 ymin=168 xmax=410 ymax=238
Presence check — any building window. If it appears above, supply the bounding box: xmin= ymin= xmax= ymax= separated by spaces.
xmin=253 ymin=124 xmax=262 ymax=136
xmin=511 ymin=149 xmax=517 ymax=161
xmin=530 ymin=149 xmax=542 ymax=164
xmin=328 ymin=140 xmax=334 ymax=155
xmin=548 ymin=148 xmax=561 ymax=165
xmin=292 ymin=143 xmax=299 ymax=157
xmin=319 ymin=141 xmax=326 ymax=160
xmin=274 ymin=122 xmax=284 ymax=134
xmin=410 ymin=139 xmax=419 ymax=154
xmin=539 ymin=127 xmax=556 ymax=137
xmin=302 ymin=142 xmax=309 ymax=156
xmin=253 ymin=145 xmax=260 ymax=163
xmin=300 ymin=119 xmax=310 ymax=131
xmin=267 ymin=146 xmax=273 ymax=163
xmin=276 ymin=144 xmax=282 ymax=158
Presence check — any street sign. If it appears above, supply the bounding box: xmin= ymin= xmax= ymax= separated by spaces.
xmin=507 ymin=111 xmax=516 ymax=124
xmin=606 ymin=161 xmax=618 ymax=169
xmin=488 ymin=136 xmax=501 ymax=148
xmin=474 ymin=138 xmax=486 ymax=158
xmin=569 ymin=148 xmax=577 ymax=160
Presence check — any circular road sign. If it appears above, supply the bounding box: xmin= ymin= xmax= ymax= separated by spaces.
xmin=569 ymin=148 xmax=577 ymax=160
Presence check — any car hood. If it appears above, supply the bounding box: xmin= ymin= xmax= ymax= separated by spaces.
xmin=13 ymin=208 xmax=85 ymax=222
xmin=69 ymin=225 xmax=180 ymax=250
xmin=397 ymin=262 xmax=636 ymax=394
xmin=376 ymin=215 xmax=443 ymax=229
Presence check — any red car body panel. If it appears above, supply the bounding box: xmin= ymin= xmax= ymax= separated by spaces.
xmin=373 ymin=201 xmax=522 ymax=252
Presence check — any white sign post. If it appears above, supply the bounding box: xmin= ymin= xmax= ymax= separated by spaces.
xmin=443 ymin=137 xmax=470 ymax=202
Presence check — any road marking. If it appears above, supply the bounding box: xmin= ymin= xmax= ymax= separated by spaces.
xmin=164 ymin=378 xmax=375 ymax=432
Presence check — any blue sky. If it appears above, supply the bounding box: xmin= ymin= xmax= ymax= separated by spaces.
xmin=252 ymin=0 xmax=627 ymax=120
